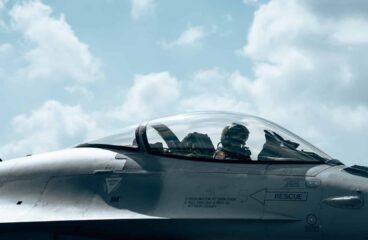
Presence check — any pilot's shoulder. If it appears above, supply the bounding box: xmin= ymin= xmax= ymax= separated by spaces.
xmin=213 ymin=150 xmax=226 ymax=160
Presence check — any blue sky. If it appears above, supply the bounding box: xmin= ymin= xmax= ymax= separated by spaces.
xmin=0 ymin=0 xmax=367 ymax=166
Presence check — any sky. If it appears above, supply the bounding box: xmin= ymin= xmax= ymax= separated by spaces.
xmin=0 ymin=0 xmax=367 ymax=166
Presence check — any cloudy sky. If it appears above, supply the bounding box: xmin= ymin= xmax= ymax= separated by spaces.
xmin=0 ymin=0 xmax=367 ymax=166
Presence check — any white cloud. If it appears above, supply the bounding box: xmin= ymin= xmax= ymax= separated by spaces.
xmin=64 ymin=85 xmax=94 ymax=99
xmin=112 ymin=71 xmax=180 ymax=122
xmin=0 ymin=43 xmax=13 ymax=54
xmin=9 ymin=1 xmax=103 ymax=83
xmin=161 ymin=26 xmax=206 ymax=48
xmin=180 ymin=67 xmax=258 ymax=115
xmin=242 ymin=0 xmax=368 ymax=105
xmin=179 ymin=95 xmax=254 ymax=114
xmin=228 ymin=71 xmax=254 ymax=95
xmin=131 ymin=0 xmax=155 ymax=21
xmin=193 ymin=67 xmax=225 ymax=82
xmin=0 ymin=100 xmax=104 ymax=160
xmin=332 ymin=18 xmax=368 ymax=45
xmin=188 ymin=67 xmax=230 ymax=94
xmin=188 ymin=68 xmax=256 ymax=99
xmin=233 ymin=0 xmax=368 ymax=165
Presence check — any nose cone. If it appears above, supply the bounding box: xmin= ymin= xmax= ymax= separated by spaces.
xmin=320 ymin=165 xmax=368 ymax=239
xmin=344 ymin=165 xmax=368 ymax=197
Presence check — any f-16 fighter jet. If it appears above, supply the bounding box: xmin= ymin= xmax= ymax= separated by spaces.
xmin=0 ymin=112 xmax=366 ymax=240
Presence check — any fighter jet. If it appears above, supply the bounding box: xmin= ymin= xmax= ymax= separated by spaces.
xmin=0 ymin=111 xmax=366 ymax=240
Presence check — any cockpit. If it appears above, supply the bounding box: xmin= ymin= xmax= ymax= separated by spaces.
xmin=78 ymin=112 xmax=332 ymax=163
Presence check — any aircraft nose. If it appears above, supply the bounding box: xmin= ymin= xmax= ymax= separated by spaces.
xmin=321 ymin=167 xmax=368 ymax=239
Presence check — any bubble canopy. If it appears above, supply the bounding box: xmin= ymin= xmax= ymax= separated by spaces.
xmin=79 ymin=112 xmax=332 ymax=163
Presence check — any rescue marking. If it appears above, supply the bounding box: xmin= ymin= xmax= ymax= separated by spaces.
xmin=105 ymin=177 xmax=122 ymax=194
xmin=250 ymin=189 xmax=308 ymax=205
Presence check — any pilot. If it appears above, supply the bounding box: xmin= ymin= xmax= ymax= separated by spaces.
xmin=213 ymin=123 xmax=252 ymax=161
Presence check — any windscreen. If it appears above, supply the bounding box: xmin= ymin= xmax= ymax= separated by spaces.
xmin=145 ymin=112 xmax=332 ymax=162
xmin=81 ymin=124 xmax=138 ymax=148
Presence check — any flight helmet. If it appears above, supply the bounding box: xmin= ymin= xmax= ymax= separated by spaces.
xmin=220 ymin=123 xmax=250 ymax=150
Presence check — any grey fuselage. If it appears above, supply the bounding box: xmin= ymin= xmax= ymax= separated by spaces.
xmin=0 ymin=147 xmax=367 ymax=240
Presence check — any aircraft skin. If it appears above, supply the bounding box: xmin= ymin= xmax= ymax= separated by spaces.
xmin=0 ymin=112 xmax=366 ymax=240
